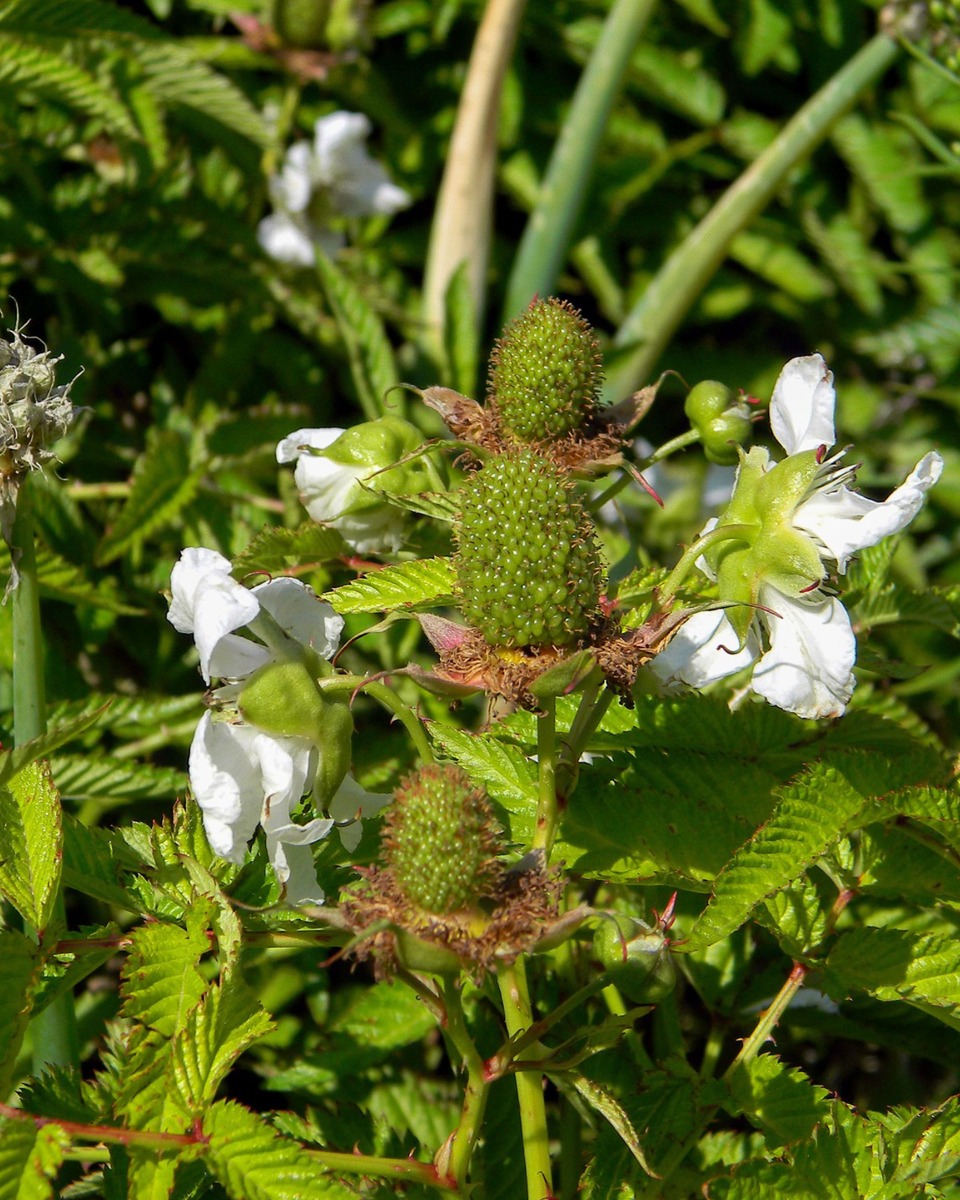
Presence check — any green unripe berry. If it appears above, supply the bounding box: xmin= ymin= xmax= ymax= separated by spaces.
xmin=455 ymin=450 xmax=603 ymax=648
xmin=489 ymin=298 xmax=601 ymax=440
xmin=684 ymin=380 xmax=735 ymax=425
xmin=684 ymin=380 xmax=752 ymax=465
xmin=385 ymin=765 xmax=501 ymax=916
xmin=273 ymin=0 xmax=332 ymax=47
xmin=593 ymin=914 xmax=677 ymax=1004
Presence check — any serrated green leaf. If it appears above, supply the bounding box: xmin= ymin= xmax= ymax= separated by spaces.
xmin=0 ymin=931 xmax=42 ymax=1097
xmin=49 ymin=754 xmax=186 ymax=806
xmin=729 ymin=229 xmax=833 ymax=301
xmin=428 ymin=725 xmax=538 ymax=840
xmin=203 ymin=1100 xmax=357 ymax=1200
xmin=330 ymin=979 xmax=435 ymax=1050
xmin=172 ymin=979 xmax=274 ymax=1113
xmin=571 ymin=1076 xmax=654 ymax=1177
xmin=0 ymin=34 xmax=139 ymax=140
xmin=756 ymin=874 xmax=831 ymax=958
xmin=556 ymin=749 xmax=779 ymax=890
xmin=801 ymin=208 xmax=884 ymax=317
xmin=29 ymin=545 xmax=144 ymax=615
xmin=826 ymin=928 xmax=960 ymax=1023
xmin=233 ymin=522 xmax=346 ymax=577
xmin=120 ymin=905 xmax=212 ymax=1037
xmin=0 ymin=703 xmax=111 ymax=790
xmin=96 ymin=431 xmax=202 ymax=566
xmin=0 ymin=761 xmax=63 ymax=934
xmin=313 ymin=252 xmax=398 ymax=422
xmin=686 ymin=761 xmax=869 ymax=951
xmin=0 ymin=1118 xmax=70 ymax=1200
xmin=725 ymin=1055 xmax=831 ymax=1147
xmin=324 ymin=556 xmax=456 ymax=614
xmin=832 ymin=115 xmax=929 ymax=234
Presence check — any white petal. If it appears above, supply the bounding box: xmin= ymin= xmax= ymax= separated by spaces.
xmin=188 ymin=715 xmax=263 ymax=863
xmin=648 ymin=609 xmax=758 ymax=690
xmin=257 ymin=212 xmax=316 ymax=267
xmin=276 ymin=427 xmax=344 ymax=464
xmin=794 ymin=451 xmax=943 ymax=573
xmin=312 ymin=111 xmax=372 ymax=179
xmin=167 ymin=548 xmax=233 ymax=633
xmin=769 ymin=354 xmax=836 ymax=456
xmin=272 ymin=842 xmax=326 ymax=906
xmin=294 ymin=454 xmax=367 ymax=522
xmin=207 ymin=633 xmax=271 ymax=682
xmin=333 ymin=508 xmax=408 ymax=554
xmin=252 ymin=576 xmax=344 ymax=659
xmin=752 ymin=590 xmax=855 ymax=719
xmin=328 ymin=773 xmax=392 ymax=852
xmin=168 ymin=548 xmax=259 ymax=683
xmin=275 ymin=141 xmax=315 ymax=211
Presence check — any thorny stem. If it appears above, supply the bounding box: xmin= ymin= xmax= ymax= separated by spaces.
xmin=11 ymin=475 xmax=80 ymax=1073
xmin=498 ymin=958 xmax=553 ymax=1200
xmin=637 ymin=887 xmax=857 ymax=1197
xmin=441 ymin=978 xmax=490 ymax=1186
xmin=0 ymin=1102 xmax=203 ymax=1150
xmin=303 ymin=1148 xmax=461 ymax=1191
xmin=533 ymin=696 xmax=559 ymax=857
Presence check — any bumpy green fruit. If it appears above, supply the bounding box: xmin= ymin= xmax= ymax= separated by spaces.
xmin=593 ymin=914 xmax=677 ymax=1004
xmin=489 ymin=298 xmax=600 ymax=440
xmin=386 ymin=765 xmax=500 ymax=916
xmin=455 ymin=450 xmax=602 ymax=648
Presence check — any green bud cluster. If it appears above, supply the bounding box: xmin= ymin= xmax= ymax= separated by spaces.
xmin=272 ymin=0 xmax=368 ymax=50
xmin=455 ymin=449 xmax=602 ymax=648
xmin=385 ymin=764 xmax=500 ymax=916
xmin=684 ymin=379 xmax=752 ymax=466
xmin=488 ymin=298 xmax=600 ymax=441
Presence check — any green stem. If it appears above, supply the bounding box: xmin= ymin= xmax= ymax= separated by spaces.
xmin=503 ymin=0 xmax=658 ymax=318
xmin=11 ymin=475 xmax=80 ymax=1073
xmin=603 ymin=31 xmax=901 ymax=403
xmin=361 ymin=680 xmax=435 ymax=764
xmin=589 ymin=429 xmax=700 ymax=514
xmin=498 ymin=958 xmax=553 ymax=1200
xmin=532 ymin=696 xmax=558 ymax=857
xmin=658 ymin=522 xmax=755 ymax=603
xmin=441 ymin=979 xmax=490 ymax=1187
xmin=303 ymin=1147 xmax=460 ymax=1192
xmin=721 ymin=962 xmax=808 ymax=1082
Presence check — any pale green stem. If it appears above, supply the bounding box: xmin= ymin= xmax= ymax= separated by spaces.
xmin=498 ymin=958 xmax=553 ymax=1200
xmin=422 ymin=0 xmax=528 ymax=352
xmin=532 ymin=696 xmax=558 ymax=857
xmin=11 ymin=475 xmax=80 ymax=1072
xmin=441 ymin=978 xmax=490 ymax=1186
xmin=503 ymin=0 xmax=658 ymax=319
xmin=589 ymin=429 xmax=701 ymax=513
xmin=721 ymin=962 xmax=808 ymax=1082
xmin=658 ymin=522 xmax=755 ymax=604
xmin=603 ymin=31 xmax=901 ymax=403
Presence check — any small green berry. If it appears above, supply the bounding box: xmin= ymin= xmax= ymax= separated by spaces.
xmin=455 ymin=450 xmax=603 ymax=648
xmin=489 ymin=298 xmax=601 ymax=441
xmin=684 ymin=379 xmax=752 ymax=465
xmin=385 ymin=765 xmax=501 ymax=916
xmin=593 ymin=914 xmax=677 ymax=1004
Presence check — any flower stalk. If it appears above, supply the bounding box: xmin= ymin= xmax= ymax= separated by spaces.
xmin=498 ymin=957 xmax=553 ymax=1200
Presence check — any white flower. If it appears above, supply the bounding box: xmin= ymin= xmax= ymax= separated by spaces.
xmin=257 ymin=111 xmax=410 ymax=266
xmin=168 ymin=547 xmax=378 ymax=903
xmin=276 ymin=424 xmax=410 ymax=554
xmin=651 ymin=355 xmax=942 ymax=720
xmin=167 ymin=547 xmax=343 ymax=683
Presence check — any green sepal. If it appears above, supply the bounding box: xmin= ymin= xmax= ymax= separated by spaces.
xmin=593 ymin=913 xmax=677 ymax=1003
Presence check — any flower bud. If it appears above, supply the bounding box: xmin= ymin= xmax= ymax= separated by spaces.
xmin=273 ymin=0 xmax=332 ymax=47
xmin=684 ymin=380 xmax=752 ymax=465
xmin=238 ymin=659 xmax=353 ymax=805
xmin=278 ymin=416 xmax=446 ymax=554
xmin=593 ymin=913 xmax=677 ymax=1003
